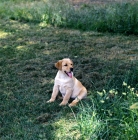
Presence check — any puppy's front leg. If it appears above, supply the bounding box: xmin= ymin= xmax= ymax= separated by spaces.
xmin=60 ymin=87 xmax=73 ymax=106
xmin=47 ymin=85 xmax=59 ymax=103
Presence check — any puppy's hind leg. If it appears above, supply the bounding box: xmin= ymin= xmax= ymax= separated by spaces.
xmin=69 ymin=88 xmax=87 ymax=107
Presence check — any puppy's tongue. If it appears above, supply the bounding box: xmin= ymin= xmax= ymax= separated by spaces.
xmin=67 ymin=72 xmax=72 ymax=78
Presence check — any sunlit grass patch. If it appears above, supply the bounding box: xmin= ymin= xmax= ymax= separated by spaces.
xmin=73 ymin=106 xmax=105 ymax=139
xmin=0 ymin=30 xmax=10 ymax=38
xmin=16 ymin=45 xmax=26 ymax=50
xmin=53 ymin=118 xmax=79 ymax=139
xmin=51 ymin=104 xmax=104 ymax=140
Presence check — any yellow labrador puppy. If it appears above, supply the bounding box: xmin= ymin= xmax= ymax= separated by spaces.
xmin=47 ymin=58 xmax=87 ymax=107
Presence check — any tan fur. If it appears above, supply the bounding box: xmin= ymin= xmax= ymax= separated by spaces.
xmin=47 ymin=58 xmax=87 ymax=107
xmin=55 ymin=60 xmax=62 ymax=70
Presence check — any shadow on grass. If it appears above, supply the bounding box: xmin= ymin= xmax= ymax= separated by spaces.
xmin=0 ymin=18 xmax=138 ymax=139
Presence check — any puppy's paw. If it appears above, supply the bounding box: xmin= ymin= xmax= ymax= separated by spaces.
xmin=69 ymin=101 xmax=78 ymax=107
xmin=47 ymin=99 xmax=55 ymax=103
xmin=59 ymin=101 xmax=68 ymax=106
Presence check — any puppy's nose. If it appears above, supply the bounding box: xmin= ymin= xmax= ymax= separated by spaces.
xmin=70 ymin=68 xmax=73 ymax=71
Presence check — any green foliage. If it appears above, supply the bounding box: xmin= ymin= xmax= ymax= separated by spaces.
xmin=1 ymin=0 xmax=138 ymax=34
xmin=65 ymin=83 xmax=138 ymax=139
xmin=72 ymin=104 xmax=105 ymax=139
xmin=65 ymin=2 xmax=138 ymax=34
xmin=0 ymin=0 xmax=71 ymax=25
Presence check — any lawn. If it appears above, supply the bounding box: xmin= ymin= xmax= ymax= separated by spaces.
xmin=0 ymin=0 xmax=138 ymax=140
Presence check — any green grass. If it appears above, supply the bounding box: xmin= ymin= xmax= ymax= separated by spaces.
xmin=1 ymin=0 xmax=138 ymax=34
xmin=0 ymin=0 xmax=138 ymax=139
xmin=71 ymin=1 xmax=138 ymax=34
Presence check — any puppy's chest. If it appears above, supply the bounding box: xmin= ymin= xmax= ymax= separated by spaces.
xmin=55 ymin=78 xmax=74 ymax=95
xmin=59 ymin=86 xmax=66 ymax=96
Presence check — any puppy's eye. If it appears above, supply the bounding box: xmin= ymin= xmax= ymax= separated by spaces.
xmin=71 ymin=64 xmax=73 ymax=65
xmin=64 ymin=64 xmax=67 ymax=66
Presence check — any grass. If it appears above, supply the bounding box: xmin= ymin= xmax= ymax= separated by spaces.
xmin=1 ymin=0 xmax=138 ymax=34
xmin=0 ymin=0 xmax=138 ymax=139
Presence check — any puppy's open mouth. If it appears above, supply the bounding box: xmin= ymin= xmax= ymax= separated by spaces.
xmin=65 ymin=71 xmax=73 ymax=78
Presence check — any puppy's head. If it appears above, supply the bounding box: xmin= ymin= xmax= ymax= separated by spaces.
xmin=55 ymin=58 xmax=73 ymax=78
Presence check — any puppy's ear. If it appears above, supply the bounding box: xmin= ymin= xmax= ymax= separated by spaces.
xmin=55 ymin=60 xmax=62 ymax=70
